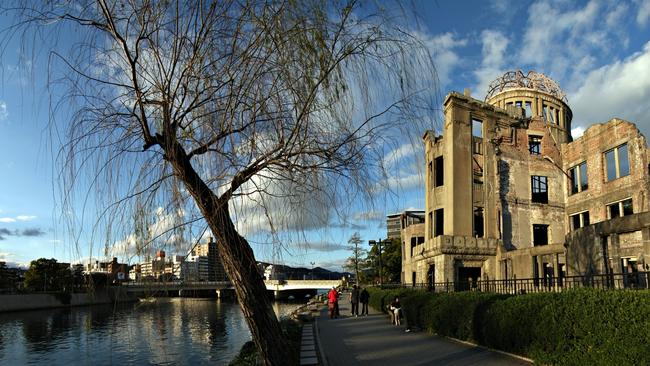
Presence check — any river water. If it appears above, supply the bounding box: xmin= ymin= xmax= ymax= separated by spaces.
xmin=0 ymin=298 xmax=303 ymax=365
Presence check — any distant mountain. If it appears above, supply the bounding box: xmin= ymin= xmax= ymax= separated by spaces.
xmin=257 ymin=262 xmax=351 ymax=280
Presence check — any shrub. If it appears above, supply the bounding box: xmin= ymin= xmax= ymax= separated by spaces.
xmin=367 ymin=287 xmax=650 ymax=365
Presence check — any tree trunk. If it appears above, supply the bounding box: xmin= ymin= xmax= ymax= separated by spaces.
xmin=164 ymin=142 xmax=290 ymax=366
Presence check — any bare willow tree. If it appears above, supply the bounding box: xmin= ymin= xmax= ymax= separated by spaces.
xmin=2 ymin=1 xmax=436 ymax=364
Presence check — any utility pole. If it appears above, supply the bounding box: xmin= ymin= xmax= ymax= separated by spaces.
xmin=310 ymin=261 xmax=315 ymax=280
xmin=368 ymin=239 xmax=384 ymax=287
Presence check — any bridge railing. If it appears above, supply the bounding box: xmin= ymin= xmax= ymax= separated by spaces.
xmin=123 ymin=281 xmax=232 ymax=288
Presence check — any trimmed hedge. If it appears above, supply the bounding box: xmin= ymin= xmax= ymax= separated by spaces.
xmin=367 ymin=287 xmax=650 ymax=365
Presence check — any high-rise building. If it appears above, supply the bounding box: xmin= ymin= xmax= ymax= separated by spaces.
xmin=194 ymin=237 xmax=227 ymax=281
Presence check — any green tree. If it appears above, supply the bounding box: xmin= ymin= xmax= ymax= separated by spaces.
xmin=0 ymin=262 xmax=15 ymax=290
xmin=366 ymin=238 xmax=401 ymax=284
xmin=24 ymin=258 xmax=73 ymax=292
xmin=382 ymin=238 xmax=402 ymax=283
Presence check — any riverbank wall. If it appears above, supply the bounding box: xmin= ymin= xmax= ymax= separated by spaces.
xmin=0 ymin=288 xmax=138 ymax=312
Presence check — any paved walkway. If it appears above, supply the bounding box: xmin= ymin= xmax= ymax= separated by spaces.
xmin=315 ymin=299 xmax=531 ymax=366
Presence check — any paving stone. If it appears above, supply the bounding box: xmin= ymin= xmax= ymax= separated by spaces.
xmin=300 ymin=350 xmax=317 ymax=358
xmin=299 ymin=356 xmax=318 ymax=365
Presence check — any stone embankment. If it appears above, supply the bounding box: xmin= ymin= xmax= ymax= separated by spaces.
xmin=0 ymin=288 xmax=138 ymax=312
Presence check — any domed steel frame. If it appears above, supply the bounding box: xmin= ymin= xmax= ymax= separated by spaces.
xmin=485 ymin=70 xmax=567 ymax=103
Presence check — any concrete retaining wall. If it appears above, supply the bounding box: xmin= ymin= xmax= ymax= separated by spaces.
xmin=0 ymin=289 xmax=137 ymax=312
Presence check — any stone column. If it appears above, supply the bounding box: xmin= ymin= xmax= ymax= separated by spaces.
xmin=610 ymin=234 xmax=622 ymax=273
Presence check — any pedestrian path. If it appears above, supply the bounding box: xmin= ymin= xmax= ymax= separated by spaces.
xmin=315 ymin=300 xmax=532 ymax=366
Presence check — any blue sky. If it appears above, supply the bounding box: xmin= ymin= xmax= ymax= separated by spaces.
xmin=1 ymin=0 xmax=650 ymax=271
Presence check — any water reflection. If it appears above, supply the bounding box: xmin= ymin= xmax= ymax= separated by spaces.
xmin=0 ymin=298 xmax=301 ymax=365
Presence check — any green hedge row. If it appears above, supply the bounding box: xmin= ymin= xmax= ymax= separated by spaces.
xmin=367 ymin=287 xmax=650 ymax=365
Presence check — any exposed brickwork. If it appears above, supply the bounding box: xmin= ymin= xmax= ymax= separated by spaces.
xmin=407 ymin=74 xmax=650 ymax=285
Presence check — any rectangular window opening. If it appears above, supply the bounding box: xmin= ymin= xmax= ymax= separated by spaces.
xmin=579 ymin=162 xmax=588 ymax=191
xmin=473 ymin=207 xmax=484 ymax=238
xmin=622 ymin=198 xmax=633 ymax=216
xmin=529 ymin=136 xmax=542 ymax=155
xmin=570 ymin=211 xmax=590 ymax=231
xmin=524 ymin=101 xmax=533 ymax=117
xmin=435 ymin=156 xmax=444 ymax=187
xmin=434 ymin=209 xmax=444 ymax=237
xmin=605 ymin=149 xmax=617 ymax=181
xmin=531 ymin=175 xmax=548 ymax=204
xmin=605 ymin=143 xmax=630 ymax=181
xmin=608 ymin=202 xmax=621 ymax=218
xmin=569 ymin=162 xmax=588 ymax=194
xmin=472 ymin=118 xmax=483 ymax=138
xmin=619 ymin=144 xmax=630 ymax=177
xmin=533 ymin=224 xmax=549 ymax=246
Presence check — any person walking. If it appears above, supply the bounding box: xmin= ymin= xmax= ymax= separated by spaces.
xmin=359 ymin=287 xmax=369 ymax=316
xmin=350 ymin=285 xmax=359 ymax=317
xmin=389 ymin=297 xmax=402 ymax=325
xmin=328 ymin=286 xmax=339 ymax=319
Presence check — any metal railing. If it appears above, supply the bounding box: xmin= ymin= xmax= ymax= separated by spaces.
xmin=384 ymin=271 xmax=650 ymax=294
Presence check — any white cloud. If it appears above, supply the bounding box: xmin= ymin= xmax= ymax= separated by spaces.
xmin=0 ymin=101 xmax=7 ymax=121
xmin=416 ymin=32 xmax=467 ymax=89
xmin=637 ymin=0 xmax=650 ymax=26
xmin=298 ymin=241 xmax=348 ymax=253
xmin=382 ymin=143 xmax=420 ymax=168
xmin=517 ymin=0 xmax=630 ymax=87
xmin=474 ymin=30 xmax=509 ymax=98
xmin=16 ymin=215 xmax=37 ymax=221
xmin=0 ymin=215 xmax=37 ymax=223
xmin=0 ymin=252 xmax=28 ymax=268
xmin=571 ymin=126 xmax=585 ymax=139
xmin=570 ymin=41 xmax=650 ymax=139
xmin=352 ymin=210 xmax=383 ymax=221
xmin=380 ymin=173 xmax=423 ymax=192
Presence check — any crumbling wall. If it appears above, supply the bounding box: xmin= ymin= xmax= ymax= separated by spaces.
xmin=562 ymin=119 xmax=650 ymax=225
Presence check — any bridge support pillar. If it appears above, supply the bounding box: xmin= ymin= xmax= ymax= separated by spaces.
xmin=274 ymin=290 xmax=280 ymax=299
xmin=179 ymin=290 xmax=183 ymax=297
xmin=216 ymin=290 xmax=221 ymax=298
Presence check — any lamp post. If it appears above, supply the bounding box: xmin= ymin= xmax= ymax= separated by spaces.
xmin=310 ymin=261 xmax=315 ymax=280
xmin=369 ymin=239 xmax=384 ymax=287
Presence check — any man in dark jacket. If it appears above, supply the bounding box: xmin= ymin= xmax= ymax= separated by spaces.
xmin=350 ymin=285 xmax=360 ymax=316
xmin=359 ymin=287 xmax=369 ymax=316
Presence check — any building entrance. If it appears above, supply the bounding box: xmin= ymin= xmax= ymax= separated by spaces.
xmin=457 ymin=267 xmax=481 ymax=291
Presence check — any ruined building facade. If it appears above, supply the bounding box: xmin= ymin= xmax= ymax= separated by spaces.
xmin=402 ymin=70 xmax=650 ymax=288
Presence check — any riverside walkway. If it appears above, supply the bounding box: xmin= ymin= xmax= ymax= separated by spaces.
xmin=315 ymin=299 xmax=531 ymax=366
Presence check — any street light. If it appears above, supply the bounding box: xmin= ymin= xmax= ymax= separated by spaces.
xmin=310 ymin=261 xmax=315 ymax=280
xmin=369 ymin=239 xmax=385 ymax=287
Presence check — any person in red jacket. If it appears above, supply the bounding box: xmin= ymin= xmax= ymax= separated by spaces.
xmin=327 ymin=286 xmax=339 ymax=319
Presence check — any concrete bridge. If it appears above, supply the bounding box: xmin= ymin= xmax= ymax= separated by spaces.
xmin=122 ymin=279 xmax=342 ymax=295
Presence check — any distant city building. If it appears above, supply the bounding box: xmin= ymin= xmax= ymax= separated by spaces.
xmin=193 ymin=237 xmax=227 ymax=281
xmin=140 ymin=250 xmax=168 ymax=279
xmin=107 ymin=257 xmax=128 ymax=283
xmin=386 ymin=211 xmax=425 ymax=241
xmin=185 ymin=254 xmax=207 ymax=281
xmin=129 ymin=264 xmax=141 ymax=281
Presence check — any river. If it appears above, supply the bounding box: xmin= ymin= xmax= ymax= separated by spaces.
xmin=0 ymin=298 xmax=304 ymax=365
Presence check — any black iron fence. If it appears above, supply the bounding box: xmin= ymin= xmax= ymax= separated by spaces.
xmin=383 ymin=271 xmax=650 ymax=294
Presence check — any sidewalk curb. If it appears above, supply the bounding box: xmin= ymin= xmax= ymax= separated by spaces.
xmin=442 ymin=336 xmax=534 ymax=364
